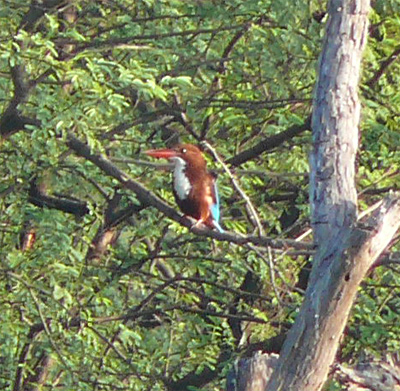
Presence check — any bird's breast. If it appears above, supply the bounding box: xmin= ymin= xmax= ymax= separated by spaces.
xmin=171 ymin=157 xmax=191 ymax=200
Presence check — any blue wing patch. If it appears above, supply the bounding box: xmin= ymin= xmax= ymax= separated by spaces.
xmin=210 ymin=178 xmax=224 ymax=233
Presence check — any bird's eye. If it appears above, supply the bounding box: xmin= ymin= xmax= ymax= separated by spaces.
xmin=181 ymin=148 xmax=187 ymax=154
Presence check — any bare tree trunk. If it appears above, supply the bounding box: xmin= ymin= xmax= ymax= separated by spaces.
xmin=229 ymin=352 xmax=400 ymax=391
xmin=336 ymin=354 xmax=400 ymax=391
xmin=263 ymin=0 xmax=400 ymax=390
xmin=227 ymin=353 xmax=278 ymax=391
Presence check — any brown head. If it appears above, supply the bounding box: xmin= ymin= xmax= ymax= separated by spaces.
xmin=145 ymin=143 xmax=207 ymax=171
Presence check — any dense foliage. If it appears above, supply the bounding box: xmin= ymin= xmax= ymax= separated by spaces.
xmin=1 ymin=0 xmax=400 ymax=390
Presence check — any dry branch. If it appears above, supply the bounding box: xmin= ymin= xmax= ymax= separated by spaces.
xmin=263 ymin=1 xmax=400 ymax=391
xmin=228 ymin=116 xmax=311 ymax=167
xmin=66 ymin=133 xmax=312 ymax=251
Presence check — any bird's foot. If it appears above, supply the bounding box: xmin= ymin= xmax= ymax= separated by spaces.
xmin=190 ymin=218 xmax=206 ymax=231
xmin=179 ymin=215 xmax=202 ymax=231
xmin=189 ymin=217 xmax=224 ymax=233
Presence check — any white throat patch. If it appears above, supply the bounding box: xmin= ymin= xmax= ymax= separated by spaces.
xmin=171 ymin=157 xmax=191 ymax=200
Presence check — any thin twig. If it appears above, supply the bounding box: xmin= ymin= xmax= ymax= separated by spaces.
xmin=112 ymin=157 xmax=308 ymax=178
xmin=296 ymin=198 xmax=386 ymax=242
xmin=202 ymin=141 xmax=265 ymax=235
xmin=246 ymin=243 xmax=283 ymax=307
xmin=27 ymin=287 xmax=72 ymax=372
xmin=67 ymin=133 xmax=312 ymax=251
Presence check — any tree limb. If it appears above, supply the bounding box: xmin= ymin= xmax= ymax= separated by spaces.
xmin=228 ymin=116 xmax=311 ymax=167
xmin=66 ymin=133 xmax=312 ymax=251
xmin=366 ymin=44 xmax=400 ymax=88
xmin=28 ymin=179 xmax=89 ymax=217
xmin=266 ymin=1 xmax=379 ymax=390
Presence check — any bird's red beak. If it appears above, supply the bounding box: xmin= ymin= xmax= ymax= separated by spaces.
xmin=145 ymin=148 xmax=178 ymax=159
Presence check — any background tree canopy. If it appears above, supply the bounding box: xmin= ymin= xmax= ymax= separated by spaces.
xmin=1 ymin=0 xmax=400 ymax=390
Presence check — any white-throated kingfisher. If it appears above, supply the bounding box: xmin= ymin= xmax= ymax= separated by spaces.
xmin=145 ymin=144 xmax=223 ymax=232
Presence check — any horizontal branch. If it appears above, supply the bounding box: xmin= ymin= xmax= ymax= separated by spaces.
xmin=60 ymin=24 xmax=248 ymax=54
xmin=199 ymin=97 xmax=311 ymax=109
xmin=66 ymin=133 xmax=312 ymax=251
xmin=28 ymin=180 xmax=89 ymax=217
xmin=228 ymin=115 xmax=311 ymax=167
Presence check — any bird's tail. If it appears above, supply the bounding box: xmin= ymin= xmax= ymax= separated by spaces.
xmin=212 ymin=220 xmax=224 ymax=233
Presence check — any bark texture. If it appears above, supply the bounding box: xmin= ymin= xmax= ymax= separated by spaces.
xmin=230 ymin=352 xmax=400 ymax=391
xmin=266 ymin=194 xmax=400 ymax=391
xmin=263 ymin=1 xmax=400 ymax=390
xmin=336 ymin=354 xmax=400 ymax=391
xmin=227 ymin=353 xmax=279 ymax=391
xmin=310 ymin=0 xmax=369 ymax=247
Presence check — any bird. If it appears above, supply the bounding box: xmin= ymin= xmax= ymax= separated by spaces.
xmin=145 ymin=143 xmax=224 ymax=232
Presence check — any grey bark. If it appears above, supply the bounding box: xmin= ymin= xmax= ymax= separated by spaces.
xmin=310 ymin=0 xmax=366 ymax=247
xmin=336 ymin=354 xmax=400 ymax=391
xmin=229 ymin=352 xmax=400 ymax=391
xmin=226 ymin=353 xmax=279 ymax=391
xmin=262 ymin=0 xmax=400 ymax=390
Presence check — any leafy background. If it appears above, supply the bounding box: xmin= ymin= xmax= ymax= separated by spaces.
xmin=1 ymin=0 xmax=400 ymax=390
